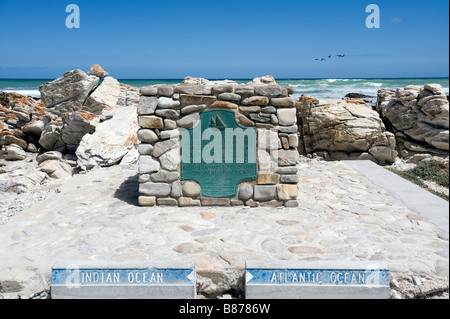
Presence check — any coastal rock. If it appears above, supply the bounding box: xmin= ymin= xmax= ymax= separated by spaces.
xmin=0 ymin=144 xmax=27 ymax=161
xmin=39 ymin=159 xmax=73 ymax=180
xmin=377 ymin=84 xmax=449 ymax=160
xmin=251 ymin=75 xmax=276 ymax=84
xmin=36 ymin=151 xmax=63 ymax=164
xmin=0 ymin=131 xmax=28 ymax=150
xmin=0 ymin=92 xmax=47 ymax=120
xmin=38 ymin=119 xmax=65 ymax=151
xmin=298 ymin=98 xmax=397 ymax=164
xmin=87 ymin=64 xmax=108 ymax=79
xmin=83 ymin=77 xmax=121 ymax=114
xmin=76 ymin=106 xmax=139 ymax=170
xmin=345 ymin=93 xmax=375 ymax=99
xmin=182 ymin=76 xmax=209 ymax=85
xmin=60 ymin=111 xmax=100 ymax=149
xmin=22 ymin=118 xmax=50 ymax=136
xmin=39 ymin=69 xmax=100 ymax=114
xmin=100 ymin=84 xmax=140 ymax=120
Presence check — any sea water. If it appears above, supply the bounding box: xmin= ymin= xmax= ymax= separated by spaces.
xmin=0 ymin=78 xmax=448 ymax=100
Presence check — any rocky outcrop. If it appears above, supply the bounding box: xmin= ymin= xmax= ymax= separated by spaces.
xmin=377 ymin=84 xmax=449 ymax=162
xmin=298 ymin=96 xmax=397 ymax=165
xmin=83 ymin=76 xmax=121 ymax=114
xmin=39 ymin=69 xmax=100 ymax=115
xmin=0 ymin=92 xmax=48 ymax=153
xmin=76 ymin=106 xmax=139 ymax=170
xmin=1 ymin=65 xmax=141 ymax=196
xmin=35 ymin=66 xmax=140 ymax=154
xmin=60 ymin=111 xmax=100 ymax=152
xmin=87 ymin=64 xmax=108 ymax=79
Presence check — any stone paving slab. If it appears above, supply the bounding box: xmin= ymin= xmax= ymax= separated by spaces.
xmin=343 ymin=160 xmax=449 ymax=233
xmin=0 ymin=159 xmax=448 ymax=298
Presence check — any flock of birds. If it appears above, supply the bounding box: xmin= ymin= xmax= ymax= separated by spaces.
xmin=315 ymin=55 xmax=345 ymax=61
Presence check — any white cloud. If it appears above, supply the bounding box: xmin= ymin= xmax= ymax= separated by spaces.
xmin=390 ymin=17 xmax=405 ymax=23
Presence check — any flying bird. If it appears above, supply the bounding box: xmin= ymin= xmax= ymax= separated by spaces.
xmin=337 ymin=54 xmax=345 ymax=58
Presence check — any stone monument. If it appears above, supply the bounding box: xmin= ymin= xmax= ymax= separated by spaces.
xmin=137 ymin=77 xmax=300 ymax=207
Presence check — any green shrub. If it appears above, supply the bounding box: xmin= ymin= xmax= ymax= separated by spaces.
xmin=407 ymin=160 xmax=449 ymax=188
xmin=386 ymin=160 xmax=449 ymax=201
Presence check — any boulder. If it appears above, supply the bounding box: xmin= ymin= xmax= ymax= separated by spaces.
xmin=22 ymin=117 xmax=50 ymax=136
xmin=102 ymin=84 xmax=140 ymax=121
xmin=39 ymin=159 xmax=73 ymax=180
xmin=83 ymin=76 xmax=121 ymax=114
xmin=0 ymin=130 xmax=28 ymax=150
xmin=76 ymin=106 xmax=139 ymax=170
xmin=0 ymin=144 xmax=27 ymax=161
xmin=38 ymin=118 xmax=65 ymax=151
xmin=36 ymin=151 xmax=63 ymax=164
xmin=377 ymin=84 xmax=449 ymax=160
xmin=87 ymin=64 xmax=108 ymax=79
xmin=345 ymin=93 xmax=375 ymax=99
xmin=39 ymin=69 xmax=100 ymax=114
xmin=60 ymin=111 xmax=100 ymax=149
xmin=0 ymin=92 xmax=47 ymax=120
xmin=299 ymin=98 xmax=397 ymax=164
xmin=250 ymin=75 xmax=277 ymax=85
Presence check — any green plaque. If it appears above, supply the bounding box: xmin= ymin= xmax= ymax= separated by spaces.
xmin=180 ymin=109 xmax=257 ymax=198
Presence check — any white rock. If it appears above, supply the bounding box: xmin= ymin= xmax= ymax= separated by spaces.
xmin=39 ymin=159 xmax=73 ymax=180
xmin=120 ymin=148 xmax=139 ymax=165
xmin=277 ymin=108 xmax=297 ymax=126
xmin=76 ymin=106 xmax=139 ymax=170
xmin=138 ymin=155 xmax=160 ymax=174
xmin=159 ymin=148 xmax=180 ymax=171
xmin=39 ymin=69 xmax=100 ymax=114
xmin=83 ymin=77 xmax=121 ymax=114
xmin=0 ymin=145 xmax=27 ymax=161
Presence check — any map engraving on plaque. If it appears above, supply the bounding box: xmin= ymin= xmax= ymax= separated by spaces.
xmin=180 ymin=109 xmax=257 ymax=198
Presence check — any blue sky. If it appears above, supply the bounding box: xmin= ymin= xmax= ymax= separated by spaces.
xmin=0 ymin=0 xmax=448 ymax=79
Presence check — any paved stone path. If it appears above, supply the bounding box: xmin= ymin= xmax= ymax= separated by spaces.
xmin=0 ymin=158 xmax=448 ymax=298
xmin=343 ymin=160 xmax=449 ymax=233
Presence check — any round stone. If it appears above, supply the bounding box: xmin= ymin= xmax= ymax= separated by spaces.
xmin=238 ymin=183 xmax=253 ymax=201
xmin=182 ymin=181 xmax=202 ymax=197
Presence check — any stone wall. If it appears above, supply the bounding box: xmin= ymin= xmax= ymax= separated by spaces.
xmin=137 ymin=77 xmax=300 ymax=207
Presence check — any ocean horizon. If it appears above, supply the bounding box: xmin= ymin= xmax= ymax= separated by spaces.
xmin=1 ymin=77 xmax=448 ymax=101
